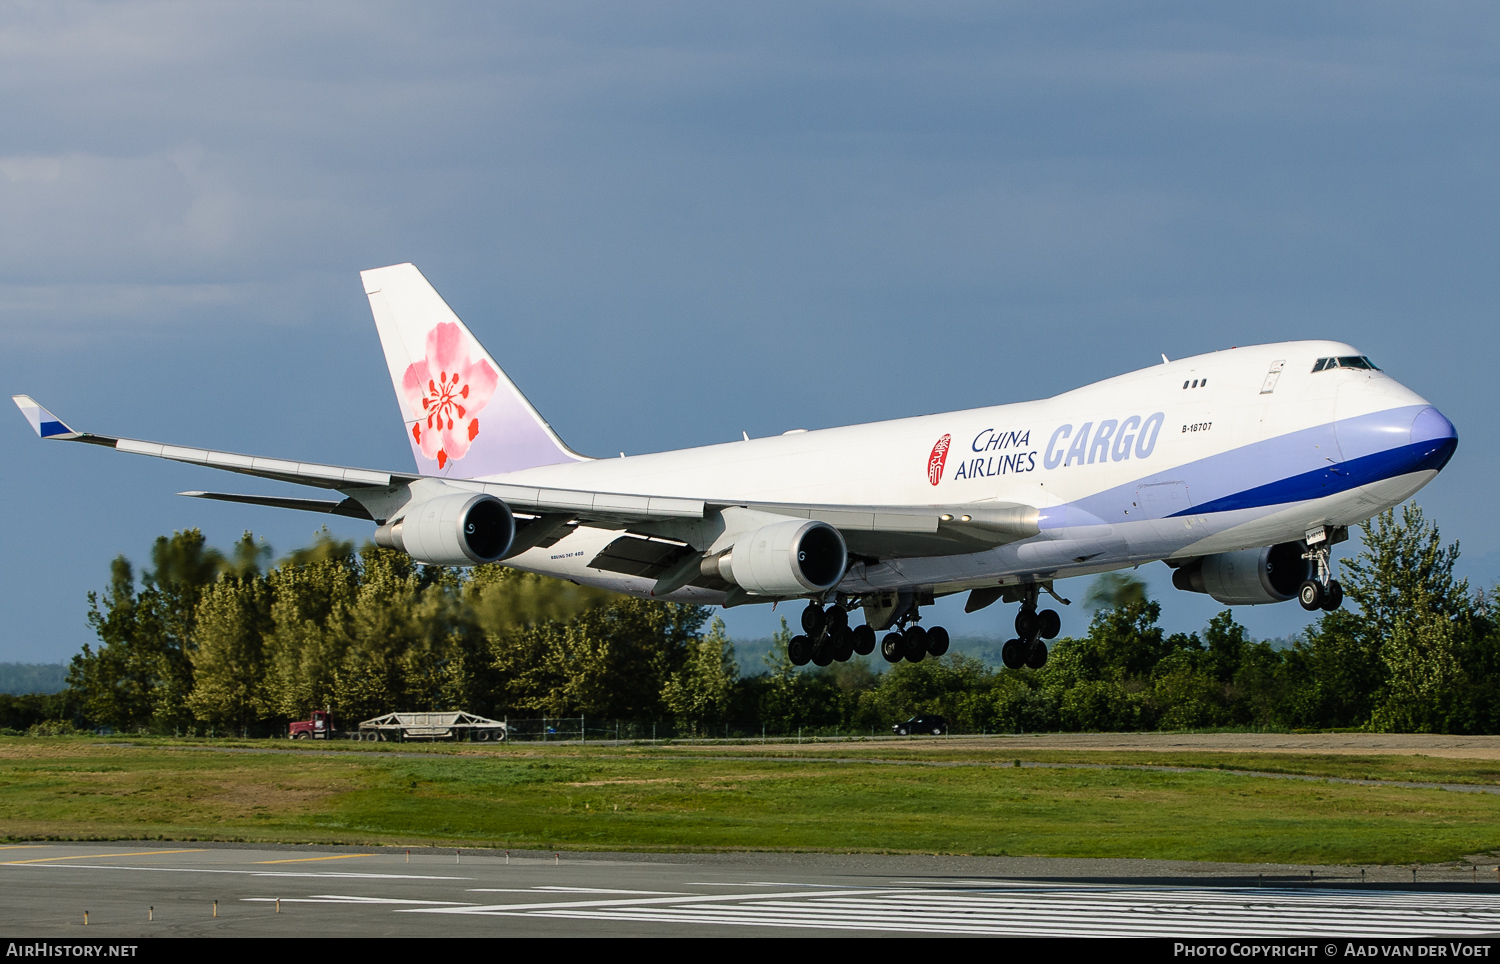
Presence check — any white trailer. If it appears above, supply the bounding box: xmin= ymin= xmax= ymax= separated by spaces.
xmin=356 ymin=711 xmax=507 ymax=742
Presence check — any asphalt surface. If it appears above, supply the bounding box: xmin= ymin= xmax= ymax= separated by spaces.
xmin=4 ymin=843 xmax=1500 ymax=938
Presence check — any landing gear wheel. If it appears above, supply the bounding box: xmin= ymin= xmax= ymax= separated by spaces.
xmin=1298 ymin=580 xmax=1324 ymax=612
xmin=852 ymin=624 xmax=877 ymax=656
xmin=1015 ymin=609 xmax=1040 ymax=639
xmin=1025 ymin=641 xmax=1049 ymax=670
xmin=811 ymin=636 xmax=835 ymax=667
xmin=832 ymin=626 xmax=855 ymax=662
xmin=1038 ymin=609 xmax=1061 ymax=640
xmin=1001 ymin=638 xmax=1025 ymax=670
xmin=801 ymin=604 xmax=826 ymax=638
xmin=1320 ymin=579 xmax=1343 ymax=611
xmin=789 ymin=634 xmax=812 ymax=666
xmin=881 ymin=632 xmax=905 ymax=663
xmin=824 ymin=605 xmax=849 ymax=634
xmin=926 ymin=626 xmax=950 ymax=657
xmin=903 ymin=625 xmax=928 ymax=662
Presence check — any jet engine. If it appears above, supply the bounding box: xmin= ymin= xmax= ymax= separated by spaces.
xmin=1171 ymin=542 xmax=1311 ymax=605
xmin=374 ymin=493 xmax=515 ymax=566
xmin=711 ymin=519 xmax=848 ymax=596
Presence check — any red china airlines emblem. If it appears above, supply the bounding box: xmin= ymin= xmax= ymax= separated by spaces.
xmin=927 ymin=434 xmax=951 ymax=486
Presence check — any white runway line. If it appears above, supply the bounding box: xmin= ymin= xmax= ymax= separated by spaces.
xmin=244 ymin=896 xmax=475 ymax=906
xmin=406 ymin=885 xmax=1500 ymax=936
xmin=2 ymin=862 xmax=472 ymax=880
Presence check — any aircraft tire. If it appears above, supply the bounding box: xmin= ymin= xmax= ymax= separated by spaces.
xmin=801 ymin=605 xmax=826 ymax=638
xmin=1001 ymin=639 xmax=1025 ymax=670
xmin=1038 ymin=609 xmax=1061 ymax=639
xmin=811 ymin=640 xmax=834 ymax=667
xmin=789 ymin=634 xmax=813 ymax=666
xmin=1025 ymin=641 xmax=1049 ymax=670
xmin=903 ymin=625 xmax=928 ymax=661
xmin=824 ymin=605 xmax=849 ymax=634
xmin=1298 ymin=580 xmax=1324 ymax=611
xmin=833 ymin=627 xmax=855 ymax=662
xmin=852 ymin=624 xmax=877 ymax=656
xmin=881 ymin=633 xmax=905 ymax=663
xmin=926 ymin=626 xmax=950 ymax=656
xmin=1015 ymin=608 xmax=1039 ymax=639
xmin=1321 ymin=580 xmax=1344 ymax=611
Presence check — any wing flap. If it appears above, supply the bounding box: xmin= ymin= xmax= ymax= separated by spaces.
xmin=179 ymin=491 xmax=374 ymax=519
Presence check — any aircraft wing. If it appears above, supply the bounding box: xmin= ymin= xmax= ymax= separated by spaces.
xmin=13 ymin=394 xmax=1037 ymax=555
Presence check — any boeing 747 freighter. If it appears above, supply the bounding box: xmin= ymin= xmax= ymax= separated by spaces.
xmin=14 ymin=264 xmax=1457 ymax=670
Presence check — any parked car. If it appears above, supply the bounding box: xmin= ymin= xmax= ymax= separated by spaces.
xmin=893 ymin=715 xmax=948 ymax=736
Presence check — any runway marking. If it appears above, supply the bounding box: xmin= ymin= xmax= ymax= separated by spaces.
xmin=0 ymin=845 xmax=48 ymax=851
xmin=405 ymin=888 xmax=908 ymax=915
xmin=467 ymin=887 xmax=689 ymax=896
xmin=1 ymin=862 xmax=469 ymax=880
xmin=244 ymin=896 xmax=474 ymax=906
xmin=403 ymin=885 xmax=1500 ymax=936
xmin=1 ymin=848 xmax=205 ymax=864
xmin=255 ymin=853 xmax=377 ymax=864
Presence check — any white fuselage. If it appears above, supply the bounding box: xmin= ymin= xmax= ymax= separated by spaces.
xmin=481 ymin=340 xmax=1454 ymax=604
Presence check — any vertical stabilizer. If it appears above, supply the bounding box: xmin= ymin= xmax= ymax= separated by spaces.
xmin=361 ymin=263 xmax=587 ymax=478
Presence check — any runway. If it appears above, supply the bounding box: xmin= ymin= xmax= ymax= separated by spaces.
xmin=3 ymin=843 xmax=1499 ymax=938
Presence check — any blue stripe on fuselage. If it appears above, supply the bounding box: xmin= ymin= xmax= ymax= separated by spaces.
xmin=1056 ymin=405 xmax=1456 ymax=526
xmin=1176 ymin=434 xmax=1456 ymax=516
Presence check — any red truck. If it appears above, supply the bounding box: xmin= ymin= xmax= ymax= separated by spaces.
xmin=288 ymin=709 xmax=335 ymax=740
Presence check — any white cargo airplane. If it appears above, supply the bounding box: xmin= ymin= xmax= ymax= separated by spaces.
xmin=14 ymin=264 xmax=1457 ymax=670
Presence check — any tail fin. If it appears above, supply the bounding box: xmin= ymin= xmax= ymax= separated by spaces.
xmin=361 ymin=263 xmax=587 ymax=479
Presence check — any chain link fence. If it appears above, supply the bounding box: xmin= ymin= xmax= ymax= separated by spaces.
xmin=499 ymin=716 xmax=960 ymax=743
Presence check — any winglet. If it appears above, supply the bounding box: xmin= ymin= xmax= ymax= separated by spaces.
xmin=12 ymin=395 xmax=80 ymax=439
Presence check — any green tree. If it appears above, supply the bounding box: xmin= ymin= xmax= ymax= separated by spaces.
xmin=263 ymin=557 xmax=358 ymax=721
xmin=187 ymin=577 xmax=272 ymax=734
xmin=662 ymin=617 xmax=738 ymax=730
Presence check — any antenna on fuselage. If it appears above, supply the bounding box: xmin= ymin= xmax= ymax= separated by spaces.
xmin=1161 ymin=353 xmax=1170 ymax=364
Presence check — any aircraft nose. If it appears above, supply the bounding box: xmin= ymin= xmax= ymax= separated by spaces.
xmin=1407 ymin=405 xmax=1458 ymax=473
xmin=1410 ymin=406 xmax=1456 ymax=446
xmin=1334 ymin=404 xmax=1457 ymax=476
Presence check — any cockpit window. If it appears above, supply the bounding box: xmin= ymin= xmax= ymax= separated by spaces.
xmin=1312 ymin=355 xmax=1381 ymax=373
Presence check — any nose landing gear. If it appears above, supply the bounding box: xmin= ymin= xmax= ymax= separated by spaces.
xmin=1001 ymin=583 xmax=1061 ymax=670
xmin=1298 ymin=528 xmax=1345 ymax=612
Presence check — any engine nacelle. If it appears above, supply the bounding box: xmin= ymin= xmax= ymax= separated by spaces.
xmin=714 ymin=519 xmax=848 ymax=596
xmin=374 ymin=493 xmax=515 ymax=566
xmin=1171 ymin=541 xmax=1310 ymax=605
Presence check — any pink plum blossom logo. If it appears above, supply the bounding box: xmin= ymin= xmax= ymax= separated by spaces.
xmin=401 ymin=322 xmax=499 ymax=469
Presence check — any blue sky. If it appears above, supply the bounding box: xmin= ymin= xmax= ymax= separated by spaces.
xmin=3 ymin=2 xmax=1497 ymax=661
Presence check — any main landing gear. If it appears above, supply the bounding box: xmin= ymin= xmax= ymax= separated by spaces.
xmin=1000 ymin=584 xmax=1060 ymax=671
xmin=788 ymin=601 xmax=877 ymax=667
xmin=1298 ymin=533 xmax=1345 ymax=612
xmin=787 ymin=599 xmax=952 ymax=667
xmin=879 ymin=619 xmax=950 ymax=665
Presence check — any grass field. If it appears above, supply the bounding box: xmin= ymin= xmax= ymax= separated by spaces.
xmin=2 ymin=735 xmax=1498 ymax=866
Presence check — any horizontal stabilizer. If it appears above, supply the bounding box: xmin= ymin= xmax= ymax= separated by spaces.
xmin=179 ymin=491 xmax=374 ymax=520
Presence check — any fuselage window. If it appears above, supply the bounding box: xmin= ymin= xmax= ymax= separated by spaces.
xmin=1182 ymin=380 xmax=1190 ymax=389
xmin=1200 ymin=378 xmax=1207 ymax=387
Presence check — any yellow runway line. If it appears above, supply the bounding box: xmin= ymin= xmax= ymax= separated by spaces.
xmin=254 ymin=853 xmax=376 ymax=864
xmin=3 ymin=848 xmax=206 ymax=865
xmin=0 ymin=845 xmax=48 ymax=851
